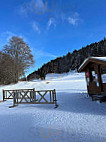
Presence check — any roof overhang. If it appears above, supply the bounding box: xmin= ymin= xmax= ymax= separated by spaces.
xmin=78 ymin=57 xmax=106 ymax=72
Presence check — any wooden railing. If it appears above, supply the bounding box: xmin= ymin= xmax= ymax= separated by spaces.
xmin=2 ymin=89 xmax=58 ymax=108
xmin=2 ymin=88 xmax=35 ymax=101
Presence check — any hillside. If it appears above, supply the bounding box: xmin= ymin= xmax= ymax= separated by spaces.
xmin=27 ymin=38 xmax=106 ymax=80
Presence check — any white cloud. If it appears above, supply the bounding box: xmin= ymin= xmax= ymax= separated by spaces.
xmin=19 ymin=1 xmax=81 ymax=31
xmin=68 ymin=12 xmax=80 ymax=26
xmin=47 ymin=18 xmax=56 ymax=30
xmin=31 ymin=22 xmax=41 ymax=34
xmin=68 ymin=17 xmax=78 ymax=25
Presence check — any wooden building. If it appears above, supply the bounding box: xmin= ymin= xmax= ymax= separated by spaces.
xmin=78 ymin=57 xmax=106 ymax=96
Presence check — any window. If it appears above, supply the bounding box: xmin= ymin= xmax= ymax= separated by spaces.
xmin=90 ymin=67 xmax=96 ymax=82
xmin=101 ymin=67 xmax=106 ymax=83
xmin=101 ymin=67 xmax=106 ymax=74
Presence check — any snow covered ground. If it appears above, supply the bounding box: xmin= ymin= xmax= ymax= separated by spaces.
xmin=0 ymin=72 xmax=106 ymax=142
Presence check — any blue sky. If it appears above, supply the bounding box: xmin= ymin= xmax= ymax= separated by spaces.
xmin=0 ymin=0 xmax=106 ymax=75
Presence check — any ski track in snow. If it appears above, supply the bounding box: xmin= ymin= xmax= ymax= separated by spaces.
xmin=0 ymin=72 xmax=106 ymax=142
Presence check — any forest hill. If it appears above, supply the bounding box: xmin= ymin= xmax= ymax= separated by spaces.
xmin=27 ymin=38 xmax=106 ymax=80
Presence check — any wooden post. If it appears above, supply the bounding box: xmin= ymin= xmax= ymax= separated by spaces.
xmin=52 ymin=90 xmax=55 ymax=103
xmin=6 ymin=91 xmax=7 ymax=98
xmin=13 ymin=92 xmax=15 ymax=106
xmin=2 ymin=90 xmax=5 ymax=101
xmin=54 ymin=89 xmax=56 ymax=101
xmin=34 ymin=89 xmax=36 ymax=103
xmin=16 ymin=91 xmax=18 ymax=104
xmin=33 ymin=88 xmax=35 ymax=103
xmin=30 ymin=92 xmax=32 ymax=103
xmin=50 ymin=91 xmax=51 ymax=102
xmin=54 ymin=89 xmax=58 ymax=108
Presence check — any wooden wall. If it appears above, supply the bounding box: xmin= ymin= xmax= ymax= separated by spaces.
xmin=84 ymin=63 xmax=106 ymax=95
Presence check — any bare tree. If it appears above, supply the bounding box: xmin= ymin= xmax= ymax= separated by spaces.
xmin=0 ymin=52 xmax=15 ymax=84
xmin=3 ymin=36 xmax=34 ymax=83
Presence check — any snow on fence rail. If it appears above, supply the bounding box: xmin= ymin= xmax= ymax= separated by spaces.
xmin=2 ymin=89 xmax=58 ymax=108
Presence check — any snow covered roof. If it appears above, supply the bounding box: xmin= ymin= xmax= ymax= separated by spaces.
xmin=78 ymin=57 xmax=106 ymax=72
xmin=91 ymin=57 xmax=106 ymax=61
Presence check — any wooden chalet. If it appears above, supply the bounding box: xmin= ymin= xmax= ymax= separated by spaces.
xmin=78 ymin=57 xmax=106 ymax=96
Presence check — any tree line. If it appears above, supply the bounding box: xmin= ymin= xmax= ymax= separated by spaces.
xmin=0 ymin=36 xmax=34 ymax=85
xmin=27 ymin=38 xmax=106 ymax=80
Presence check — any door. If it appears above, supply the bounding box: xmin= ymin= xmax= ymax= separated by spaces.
xmin=88 ymin=67 xmax=101 ymax=95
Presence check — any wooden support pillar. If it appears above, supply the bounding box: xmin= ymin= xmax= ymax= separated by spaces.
xmin=32 ymin=89 xmax=35 ymax=103
xmin=54 ymin=89 xmax=56 ymax=100
xmin=2 ymin=90 xmax=5 ymax=101
xmin=50 ymin=91 xmax=51 ymax=102
xmin=35 ymin=91 xmax=36 ymax=102
xmin=33 ymin=88 xmax=36 ymax=103
xmin=13 ymin=92 xmax=15 ymax=106
xmin=52 ymin=90 xmax=55 ymax=103
xmin=30 ymin=92 xmax=32 ymax=102
xmin=54 ymin=89 xmax=58 ymax=108
xmin=16 ymin=91 xmax=18 ymax=104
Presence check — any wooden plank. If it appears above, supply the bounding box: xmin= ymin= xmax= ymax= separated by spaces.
xmin=7 ymin=91 xmax=14 ymax=98
xmin=4 ymin=89 xmax=34 ymax=91
xmin=36 ymin=90 xmax=54 ymax=92
xmin=29 ymin=92 xmax=32 ymax=102
xmin=16 ymin=92 xmax=19 ymax=104
xmin=34 ymin=91 xmax=36 ymax=103
xmin=19 ymin=102 xmax=54 ymax=104
xmin=19 ymin=91 xmax=29 ymax=103
xmin=37 ymin=91 xmax=48 ymax=103
xmin=54 ymin=89 xmax=57 ymax=101
xmin=13 ymin=92 xmax=16 ymax=106
xmin=50 ymin=91 xmax=51 ymax=102
xmin=21 ymin=90 xmax=30 ymax=99
xmin=22 ymin=91 xmax=29 ymax=97
xmin=2 ymin=90 xmax=5 ymax=101
xmin=52 ymin=91 xmax=55 ymax=103
xmin=9 ymin=105 xmax=18 ymax=108
xmin=6 ymin=91 xmax=7 ymax=98
xmin=4 ymin=98 xmax=14 ymax=99
xmin=0 ymin=100 xmax=6 ymax=103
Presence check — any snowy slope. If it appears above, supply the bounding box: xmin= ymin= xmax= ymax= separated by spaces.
xmin=0 ymin=72 xmax=106 ymax=142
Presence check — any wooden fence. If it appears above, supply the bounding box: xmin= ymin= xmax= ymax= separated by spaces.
xmin=2 ymin=89 xmax=58 ymax=108
xmin=2 ymin=88 xmax=35 ymax=101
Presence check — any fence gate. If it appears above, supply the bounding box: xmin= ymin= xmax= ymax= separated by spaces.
xmin=2 ymin=89 xmax=58 ymax=108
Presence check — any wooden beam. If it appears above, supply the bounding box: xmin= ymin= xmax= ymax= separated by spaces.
xmin=9 ymin=105 xmax=18 ymax=108
xmin=37 ymin=91 xmax=48 ymax=103
xmin=7 ymin=91 xmax=14 ymax=98
xmin=2 ymin=90 xmax=5 ymax=101
xmin=19 ymin=91 xmax=29 ymax=103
